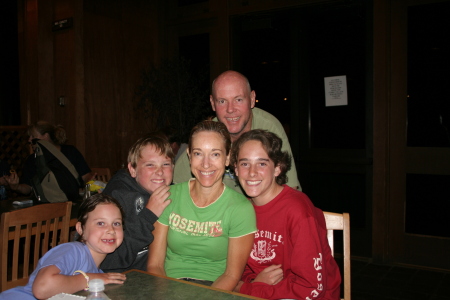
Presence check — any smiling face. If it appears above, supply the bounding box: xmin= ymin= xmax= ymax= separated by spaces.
xmin=210 ymin=71 xmax=256 ymax=142
xmin=189 ymin=131 xmax=230 ymax=189
xmin=76 ymin=203 xmax=124 ymax=265
xmin=128 ymin=145 xmax=174 ymax=193
xmin=234 ymin=140 xmax=282 ymax=206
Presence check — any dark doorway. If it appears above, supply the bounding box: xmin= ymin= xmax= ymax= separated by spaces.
xmin=0 ymin=1 xmax=20 ymax=125
xmin=232 ymin=0 xmax=371 ymax=257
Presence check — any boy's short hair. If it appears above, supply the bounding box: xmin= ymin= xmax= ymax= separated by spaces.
xmin=127 ymin=134 xmax=175 ymax=168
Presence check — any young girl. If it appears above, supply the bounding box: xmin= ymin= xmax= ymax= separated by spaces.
xmin=230 ymin=129 xmax=341 ymax=300
xmin=0 ymin=194 xmax=126 ymax=300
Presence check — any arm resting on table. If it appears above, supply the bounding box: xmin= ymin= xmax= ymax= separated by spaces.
xmin=212 ymin=233 xmax=254 ymax=291
xmin=147 ymin=221 xmax=169 ymax=276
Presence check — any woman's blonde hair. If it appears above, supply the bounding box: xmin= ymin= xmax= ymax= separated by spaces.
xmin=28 ymin=121 xmax=67 ymax=145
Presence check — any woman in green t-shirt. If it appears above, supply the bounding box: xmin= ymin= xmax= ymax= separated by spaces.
xmin=148 ymin=120 xmax=256 ymax=291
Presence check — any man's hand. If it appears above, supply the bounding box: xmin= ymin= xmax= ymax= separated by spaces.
xmin=253 ymin=264 xmax=283 ymax=285
xmin=145 ymin=185 xmax=171 ymax=217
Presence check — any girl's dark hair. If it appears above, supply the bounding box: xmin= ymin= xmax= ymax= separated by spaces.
xmin=188 ymin=120 xmax=231 ymax=155
xmin=230 ymin=129 xmax=291 ymax=185
xmin=77 ymin=193 xmax=125 ymax=242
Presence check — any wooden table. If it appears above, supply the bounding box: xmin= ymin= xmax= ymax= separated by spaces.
xmin=76 ymin=270 xmax=264 ymax=300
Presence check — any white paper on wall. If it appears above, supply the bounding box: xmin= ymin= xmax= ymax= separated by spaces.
xmin=324 ymin=75 xmax=348 ymax=107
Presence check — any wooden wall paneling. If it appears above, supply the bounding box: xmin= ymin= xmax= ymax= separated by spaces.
xmin=372 ymin=0 xmax=391 ymax=264
xmin=73 ymin=0 xmax=85 ymax=156
xmin=36 ymin=0 xmax=55 ymax=123
xmin=83 ymin=0 xmax=160 ymax=173
xmin=210 ymin=0 xmax=230 ymax=74
xmin=84 ymin=10 xmax=123 ymax=172
xmin=388 ymin=0 xmax=408 ymax=264
xmin=53 ymin=27 xmax=76 ymax=144
xmin=53 ymin=0 xmax=75 ymax=149
xmin=17 ymin=0 xmax=27 ymax=125
xmin=228 ymin=0 xmax=329 ymax=15
xmin=21 ymin=0 xmax=39 ymax=126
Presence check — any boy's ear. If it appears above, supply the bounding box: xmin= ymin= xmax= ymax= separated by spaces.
xmin=128 ymin=162 xmax=137 ymax=178
xmin=234 ymin=164 xmax=239 ymax=176
xmin=274 ymin=164 xmax=281 ymax=177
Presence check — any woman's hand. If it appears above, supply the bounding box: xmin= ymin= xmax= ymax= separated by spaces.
xmin=82 ymin=172 xmax=96 ymax=183
xmin=253 ymin=264 xmax=283 ymax=285
xmin=5 ymin=172 xmax=19 ymax=190
xmin=89 ymin=272 xmax=126 ymax=285
xmin=146 ymin=185 xmax=171 ymax=217
xmin=0 ymin=175 xmax=7 ymax=186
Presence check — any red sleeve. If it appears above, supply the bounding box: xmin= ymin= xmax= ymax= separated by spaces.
xmin=240 ymin=209 xmax=339 ymax=299
xmin=241 ymin=264 xmax=257 ymax=283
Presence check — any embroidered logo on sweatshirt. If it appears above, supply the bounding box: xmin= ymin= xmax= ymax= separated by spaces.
xmin=135 ymin=196 xmax=144 ymax=214
xmin=250 ymin=240 xmax=276 ymax=263
xmin=250 ymin=230 xmax=284 ymax=263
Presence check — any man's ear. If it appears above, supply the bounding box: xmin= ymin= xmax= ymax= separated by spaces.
xmin=210 ymin=95 xmax=216 ymax=112
xmin=250 ymin=90 xmax=256 ymax=109
xmin=234 ymin=164 xmax=239 ymax=176
xmin=128 ymin=162 xmax=137 ymax=178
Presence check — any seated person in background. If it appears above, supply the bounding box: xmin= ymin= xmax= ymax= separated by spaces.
xmin=230 ymin=129 xmax=341 ymax=300
xmin=161 ymin=126 xmax=188 ymax=163
xmin=0 ymin=193 xmax=126 ymax=300
xmin=100 ymin=135 xmax=173 ymax=273
xmin=5 ymin=121 xmax=92 ymax=195
xmin=148 ymin=120 xmax=256 ymax=291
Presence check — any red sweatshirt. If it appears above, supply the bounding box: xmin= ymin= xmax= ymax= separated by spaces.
xmin=239 ymin=185 xmax=341 ymax=300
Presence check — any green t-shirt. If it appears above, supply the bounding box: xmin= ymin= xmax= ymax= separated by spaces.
xmin=173 ymin=107 xmax=301 ymax=192
xmin=158 ymin=181 xmax=257 ymax=281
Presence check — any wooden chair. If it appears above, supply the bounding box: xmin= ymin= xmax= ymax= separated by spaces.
xmin=0 ymin=202 xmax=72 ymax=292
xmin=91 ymin=167 xmax=111 ymax=182
xmin=324 ymin=211 xmax=351 ymax=300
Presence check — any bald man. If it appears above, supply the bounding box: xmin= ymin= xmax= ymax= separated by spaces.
xmin=173 ymin=70 xmax=301 ymax=193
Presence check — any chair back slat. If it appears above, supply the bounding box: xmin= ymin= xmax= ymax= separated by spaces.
xmin=23 ymin=226 xmax=32 ymax=278
xmin=324 ymin=211 xmax=351 ymax=300
xmin=42 ymin=221 xmax=50 ymax=254
xmin=12 ymin=228 xmax=20 ymax=282
xmin=327 ymin=230 xmax=335 ymax=256
xmin=0 ymin=202 xmax=72 ymax=292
